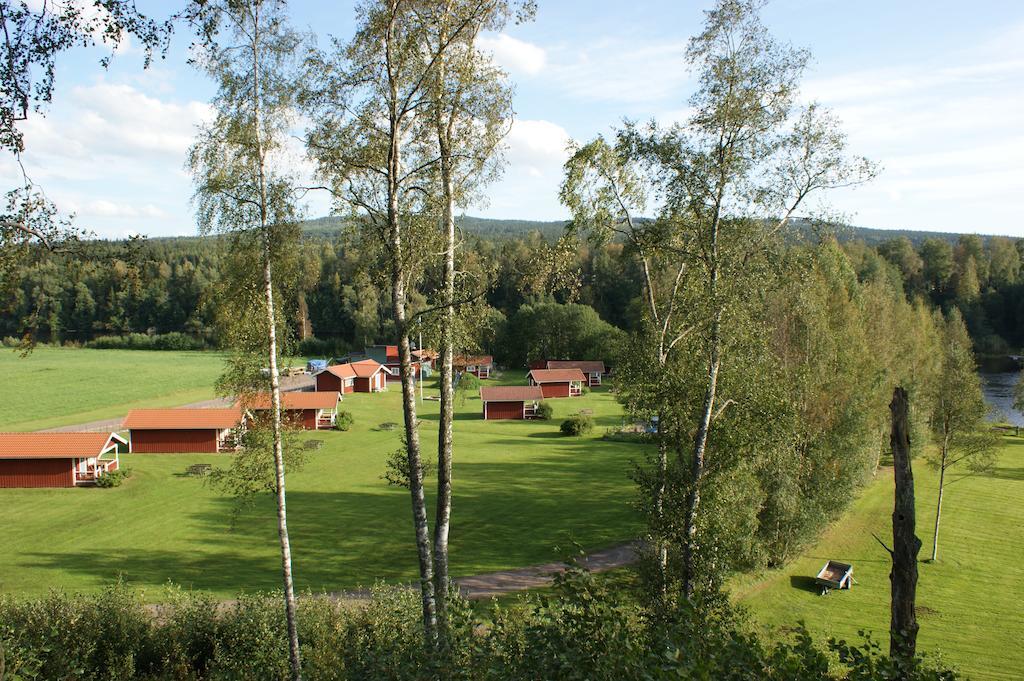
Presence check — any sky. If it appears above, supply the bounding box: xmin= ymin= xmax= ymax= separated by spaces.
xmin=3 ymin=0 xmax=1023 ymax=240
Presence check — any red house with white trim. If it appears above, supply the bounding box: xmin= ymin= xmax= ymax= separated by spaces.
xmin=242 ymin=392 xmax=340 ymax=430
xmin=527 ymin=368 xmax=586 ymax=398
xmin=314 ymin=359 xmax=390 ymax=394
xmin=455 ymin=355 xmax=493 ymax=379
xmin=545 ymin=360 xmax=606 ymax=387
xmin=0 ymin=432 xmax=126 ymax=488
xmin=480 ymin=386 xmax=544 ymax=420
xmin=123 ymin=408 xmax=245 ymax=453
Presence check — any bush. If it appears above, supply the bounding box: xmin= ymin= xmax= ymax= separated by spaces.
xmin=560 ymin=414 xmax=594 ymax=436
xmin=336 ymin=411 xmax=354 ymax=431
xmin=535 ymin=401 xmax=553 ymax=420
xmin=297 ymin=336 xmax=351 ymax=358
xmin=95 ymin=467 xmax=131 ymax=488
xmin=87 ymin=332 xmax=209 ymax=351
xmin=581 ymin=384 xmax=591 ymax=395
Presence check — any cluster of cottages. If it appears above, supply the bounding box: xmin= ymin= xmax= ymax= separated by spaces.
xmin=479 ymin=360 xmax=607 ymax=420
xmin=0 ymin=352 xmax=606 ymax=488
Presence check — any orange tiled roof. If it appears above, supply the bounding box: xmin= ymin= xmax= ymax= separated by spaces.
xmin=0 ymin=432 xmax=119 ymax=459
xmin=546 ymin=360 xmax=605 ymax=373
xmin=242 ymin=392 xmax=339 ymax=410
xmin=454 ymin=355 xmax=493 ymax=367
xmin=123 ymin=408 xmax=243 ymax=430
xmin=479 ymin=386 xmax=544 ymax=402
xmin=527 ymin=368 xmax=587 ymax=383
xmin=322 ymin=359 xmax=388 ymax=379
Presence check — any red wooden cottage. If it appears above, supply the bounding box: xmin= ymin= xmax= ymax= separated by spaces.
xmin=243 ymin=391 xmax=340 ymax=430
xmin=454 ymin=355 xmax=493 ymax=379
xmin=0 ymin=432 xmax=126 ymax=488
xmin=480 ymin=386 xmax=544 ymax=420
xmin=314 ymin=359 xmax=390 ymax=394
xmin=545 ymin=360 xmax=606 ymax=387
xmin=527 ymin=368 xmax=586 ymax=398
xmin=123 ymin=408 xmax=245 ymax=453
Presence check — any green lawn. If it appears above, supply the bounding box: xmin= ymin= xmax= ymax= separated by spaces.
xmin=733 ymin=436 xmax=1024 ymax=681
xmin=0 ymin=347 xmax=227 ymax=430
xmin=0 ymin=366 xmax=643 ymax=600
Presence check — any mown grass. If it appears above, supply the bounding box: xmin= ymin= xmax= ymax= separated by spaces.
xmin=0 ymin=347 xmax=227 ymax=430
xmin=0 ymin=363 xmax=644 ymax=601
xmin=733 ymin=436 xmax=1024 ymax=681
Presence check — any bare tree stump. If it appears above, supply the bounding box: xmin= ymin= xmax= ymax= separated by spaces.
xmin=889 ymin=386 xmax=922 ymax=662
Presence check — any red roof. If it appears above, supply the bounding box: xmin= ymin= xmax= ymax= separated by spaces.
xmin=454 ymin=355 xmax=493 ymax=367
xmin=546 ymin=360 xmax=605 ymax=373
xmin=123 ymin=408 xmax=243 ymax=430
xmin=480 ymin=386 xmax=544 ymax=402
xmin=527 ymin=368 xmax=587 ymax=383
xmin=0 ymin=432 xmax=122 ymax=459
xmin=241 ymin=392 xmax=339 ymax=410
xmin=412 ymin=348 xmax=438 ymax=361
xmin=321 ymin=359 xmax=389 ymax=380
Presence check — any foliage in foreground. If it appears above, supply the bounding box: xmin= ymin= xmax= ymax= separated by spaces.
xmin=0 ymin=566 xmax=958 ymax=681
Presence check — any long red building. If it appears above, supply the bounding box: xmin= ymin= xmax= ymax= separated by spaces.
xmin=314 ymin=359 xmax=389 ymax=394
xmin=0 ymin=432 xmax=125 ymax=488
xmin=123 ymin=408 xmax=245 ymax=453
xmin=526 ymin=368 xmax=587 ymax=398
xmin=243 ymin=391 xmax=340 ymax=430
xmin=480 ymin=386 xmax=544 ymax=420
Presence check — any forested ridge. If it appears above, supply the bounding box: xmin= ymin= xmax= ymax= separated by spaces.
xmin=2 ymin=219 xmax=1021 ymax=357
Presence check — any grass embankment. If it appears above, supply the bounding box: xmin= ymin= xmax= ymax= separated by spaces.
xmin=733 ymin=436 xmax=1024 ymax=680
xmin=0 ymin=366 xmax=643 ymax=600
xmin=0 ymin=347 xmax=226 ymax=430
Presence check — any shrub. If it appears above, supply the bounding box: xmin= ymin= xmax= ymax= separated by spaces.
xmin=560 ymin=414 xmax=594 ymax=436
xmin=86 ymin=332 xmax=209 ymax=351
xmin=95 ymin=467 xmax=131 ymax=488
xmin=581 ymin=384 xmax=591 ymax=395
xmin=535 ymin=401 xmax=553 ymax=420
xmin=336 ymin=411 xmax=354 ymax=431
xmin=297 ymin=336 xmax=350 ymax=358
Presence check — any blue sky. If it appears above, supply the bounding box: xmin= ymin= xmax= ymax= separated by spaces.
xmin=4 ymin=0 xmax=1023 ymax=239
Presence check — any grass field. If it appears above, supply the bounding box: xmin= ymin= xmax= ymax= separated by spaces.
xmin=0 ymin=359 xmax=643 ymax=600
xmin=0 ymin=347 xmax=227 ymax=430
xmin=733 ymin=436 xmax=1024 ymax=680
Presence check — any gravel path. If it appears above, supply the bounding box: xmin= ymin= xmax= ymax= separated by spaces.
xmin=40 ymin=375 xmax=315 ymax=433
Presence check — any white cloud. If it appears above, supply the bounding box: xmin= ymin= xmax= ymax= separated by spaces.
xmin=478 ymin=34 xmax=547 ymax=76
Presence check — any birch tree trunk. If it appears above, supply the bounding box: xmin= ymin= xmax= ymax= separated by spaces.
xmin=889 ymin=386 xmax=921 ymax=662
xmin=930 ymin=434 xmax=948 ymax=561
xmin=250 ymin=10 xmax=301 ymax=677
xmin=387 ymin=99 xmax=437 ymax=640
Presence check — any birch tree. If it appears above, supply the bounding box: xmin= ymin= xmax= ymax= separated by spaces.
xmin=188 ymin=1 xmax=306 ymax=677
xmin=567 ymin=0 xmax=875 ymax=598
xmin=418 ymin=0 xmax=527 ymax=622
xmin=926 ymin=309 xmax=997 ymax=561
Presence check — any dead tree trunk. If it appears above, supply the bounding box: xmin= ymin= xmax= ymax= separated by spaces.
xmin=889 ymin=386 xmax=921 ymax=663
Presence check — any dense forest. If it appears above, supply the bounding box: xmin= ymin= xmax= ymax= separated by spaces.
xmin=2 ymin=220 xmax=1021 ymax=358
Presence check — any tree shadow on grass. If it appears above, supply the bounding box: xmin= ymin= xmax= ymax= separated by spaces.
xmin=18 ymin=446 xmax=641 ymax=597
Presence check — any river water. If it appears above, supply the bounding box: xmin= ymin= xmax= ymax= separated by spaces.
xmin=980 ymin=369 xmax=1024 ymax=426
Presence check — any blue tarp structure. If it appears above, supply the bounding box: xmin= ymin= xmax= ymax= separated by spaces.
xmin=307 ymin=359 xmax=328 ymax=373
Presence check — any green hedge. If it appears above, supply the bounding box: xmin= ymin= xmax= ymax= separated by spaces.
xmin=86 ymin=332 xmax=210 ymax=351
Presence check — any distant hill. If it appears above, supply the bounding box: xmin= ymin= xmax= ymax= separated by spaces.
xmin=299 ymin=214 xmax=999 ymax=246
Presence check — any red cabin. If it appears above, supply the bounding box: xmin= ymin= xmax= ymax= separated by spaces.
xmin=454 ymin=355 xmax=493 ymax=379
xmin=314 ymin=359 xmax=390 ymax=394
xmin=527 ymin=368 xmax=586 ymax=398
xmin=0 ymin=432 xmax=126 ymax=488
xmin=123 ymin=408 xmax=245 ymax=453
xmin=242 ymin=391 xmax=340 ymax=430
xmin=545 ymin=360 xmax=606 ymax=387
xmin=480 ymin=386 xmax=544 ymax=420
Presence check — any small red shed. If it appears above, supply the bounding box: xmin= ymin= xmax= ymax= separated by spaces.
xmin=123 ymin=408 xmax=245 ymax=453
xmin=527 ymin=368 xmax=586 ymax=398
xmin=242 ymin=391 xmax=340 ymax=430
xmin=480 ymin=386 xmax=544 ymax=420
xmin=546 ymin=360 xmax=606 ymax=387
xmin=454 ymin=355 xmax=493 ymax=379
xmin=314 ymin=359 xmax=390 ymax=394
xmin=0 ymin=432 xmax=125 ymax=488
